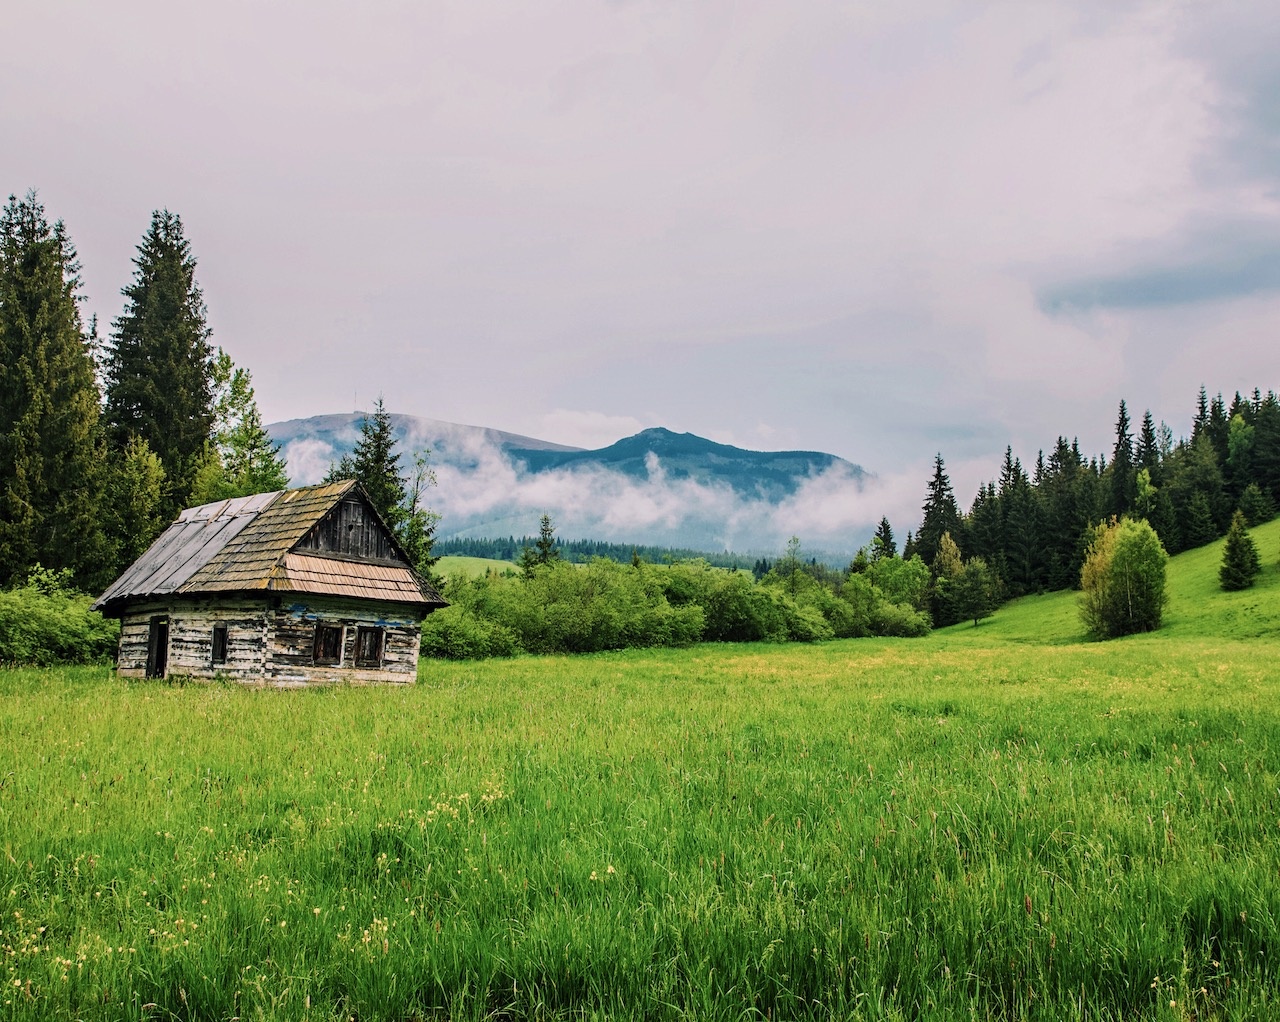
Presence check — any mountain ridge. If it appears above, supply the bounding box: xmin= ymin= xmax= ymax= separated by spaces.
xmin=265 ymin=412 xmax=870 ymax=551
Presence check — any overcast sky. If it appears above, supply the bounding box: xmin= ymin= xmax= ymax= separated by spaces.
xmin=7 ymin=0 xmax=1280 ymax=516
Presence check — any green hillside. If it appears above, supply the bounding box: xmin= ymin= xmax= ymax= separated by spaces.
xmin=435 ymin=554 xmax=516 ymax=577
xmin=939 ymin=515 xmax=1280 ymax=646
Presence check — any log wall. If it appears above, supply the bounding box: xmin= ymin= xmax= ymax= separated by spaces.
xmin=116 ymin=599 xmax=268 ymax=680
xmin=265 ymin=597 xmax=421 ymax=685
xmin=114 ymin=596 xmax=423 ymax=685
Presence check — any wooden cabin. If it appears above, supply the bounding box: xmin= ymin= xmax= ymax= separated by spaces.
xmin=92 ymin=481 xmax=446 ymax=685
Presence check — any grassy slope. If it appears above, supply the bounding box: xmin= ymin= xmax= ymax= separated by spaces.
xmin=0 ymin=524 xmax=1277 ymax=1021
xmin=939 ymin=515 xmax=1280 ymax=646
xmin=435 ymin=554 xmax=516 ymax=577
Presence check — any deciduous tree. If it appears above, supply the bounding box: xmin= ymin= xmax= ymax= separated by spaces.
xmin=1079 ymin=518 xmax=1168 ymax=639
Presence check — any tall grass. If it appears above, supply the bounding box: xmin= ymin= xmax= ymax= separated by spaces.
xmin=1 ymin=527 xmax=1277 ymax=1020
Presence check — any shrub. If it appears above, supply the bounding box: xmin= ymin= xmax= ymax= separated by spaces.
xmin=865 ymin=555 xmax=930 ymax=610
xmin=420 ymin=607 xmax=520 ymax=659
xmin=1079 ymin=518 xmax=1168 ymax=639
xmin=1219 ymin=509 xmax=1261 ymax=591
xmin=0 ymin=574 xmax=120 ymax=665
xmin=868 ymin=600 xmax=932 ymax=638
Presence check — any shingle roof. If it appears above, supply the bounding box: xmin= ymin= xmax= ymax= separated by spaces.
xmin=93 ymin=482 xmax=446 ymax=614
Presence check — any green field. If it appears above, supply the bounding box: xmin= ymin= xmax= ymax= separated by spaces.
xmin=434 ymin=555 xmax=516 ymax=577
xmin=1 ymin=524 xmax=1278 ymax=1020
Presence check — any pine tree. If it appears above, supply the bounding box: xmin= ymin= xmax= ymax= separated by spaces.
xmin=519 ymin=514 xmax=561 ymax=577
xmin=1182 ymin=491 xmax=1218 ymax=549
xmin=327 ymin=398 xmax=406 ymax=530
xmin=1137 ymin=410 xmax=1159 ymax=478
xmin=1219 ymin=509 xmax=1261 ymax=591
xmin=1238 ymin=483 xmax=1276 ymax=527
xmin=191 ymin=350 xmax=288 ymax=502
xmin=917 ymin=454 xmax=960 ymax=567
xmin=400 ymin=450 xmax=440 ymax=583
xmin=928 ymin=531 xmax=964 ymax=626
xmin=1110 ymin=399 xmax=1136 ymax=518
xmin=0 ymin=192 xmax=108 ymax=587
xmin=103 ymin=210 xmax=214 ymax=516
xmin=872 ymin=517 xmax=896 ymax=559
xmin=953 ymin=557 xmax=999 ymax=627
xmin=1193 ymin=385 xmax=1210 ymax=442
xmin=104 ymin=436 xmax=167 ymax=570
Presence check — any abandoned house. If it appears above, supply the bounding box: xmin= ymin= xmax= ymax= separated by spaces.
xmin=92 ymin=480 xmax=446 ymax=685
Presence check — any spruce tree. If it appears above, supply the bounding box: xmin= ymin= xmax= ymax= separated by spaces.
xmin=1182 ymin=491 xmax=1218 ymax=549
xmin=1137 ymin=410 xmax=1159 ymax=478
xmin=1110 ymin=399 xmax=1136 ymax=518
xmin=1238 ymin=483 xmax=1276 ymax=527
xmin=191 ymin=350 xmax=288 ymax=502
xmin=917 ymin=454 xmax=960 ymax=567
xmin=872 ymin=517 xmax=896 ymax=559
xmin=954 ymin=557 xmax=999 ymax=627
xmin=0 ymin=192 xmax=107 ymax=587
xmin=1219 ymin=510 xmax=1261 ymax=591
xmin=327 ymin=398 xmax=406 ymax=530
xmin=104 ymin=210 xmax=214 ymax=516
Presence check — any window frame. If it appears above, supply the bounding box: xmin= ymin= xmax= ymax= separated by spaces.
xmin=354 ymin=626 xmax=384 ymax=668
xmin=313 ymin=623 xmax=344 ymax=666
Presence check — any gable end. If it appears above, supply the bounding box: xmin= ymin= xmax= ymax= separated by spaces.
xmin=296 ymin=495 xmax=405 ymax=566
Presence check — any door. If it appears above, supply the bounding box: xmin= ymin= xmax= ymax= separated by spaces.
xmin=146 ymin=616 xmax=169 ymax=678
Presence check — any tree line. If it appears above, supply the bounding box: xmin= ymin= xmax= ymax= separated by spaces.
xmin=0 ymin=191 xmax=287 ymax=592
xmin=435 ymin=534 xmax=757 ymax=571
xmin=885 ymin=387 xmax=1278 ymax=626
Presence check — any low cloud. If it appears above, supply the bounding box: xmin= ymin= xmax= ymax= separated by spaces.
xmin=282 ymin=438 xmax=337 ymax=485
xmin=285 ymin=427 xmax=916 ymax=555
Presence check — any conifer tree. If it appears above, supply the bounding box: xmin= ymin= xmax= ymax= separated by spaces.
xmin=0 ymin=192 xmax=107 ymax=587
xmin=871 ymin=517 xmax=896 ymax=560
xmin=929 ymin=531 xmax=964 ymax=626
xmin=917 ymin=454 xmax=960 ymax=567
xmin=327 ymin=398 xmax=406 ymax=530
xmin=190 ymin=350 xmax=288 ymax=502
xmin=1219 ymin=510 xmax=1261 ymax=591
xmin=103 ymin=210 xmax=215 ymax=516
xmin=953 ymin=557 xmax=999 ymax=627
xmin=1110 ymin=399 xmax=1136 ymax=518
xmin=104 ymin=436 xmax=167 ymax=570
xmin=1237 ymin=483 xmax=1276 ymax=527
xmin=519 ymin=514 xmax=561 ymax=577
xmin=1137 ymin=410 xmax=1159 ymax=478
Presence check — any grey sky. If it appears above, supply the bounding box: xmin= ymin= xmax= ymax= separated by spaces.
xmin=6 ymin=1 xmax=1280 ymax=530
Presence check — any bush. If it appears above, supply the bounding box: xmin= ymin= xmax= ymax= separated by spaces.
xmin=0 ymin=575 xmax=120 ymax=665
xmin=868 ymin=600 xmax=932 ymax=638
xmin=1079 ymin=518 xmax=1168 ymax=639
xmin=420 ymin=607 xmax=520 ymax=659
xmin=865 ymin=555 xmax=930 ymax=610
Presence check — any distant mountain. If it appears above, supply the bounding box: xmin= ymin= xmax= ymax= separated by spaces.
xmin=508 ymin=427 xmax=857 ymax=502
xmin=266 ymin=413 xmax=869 ymax=553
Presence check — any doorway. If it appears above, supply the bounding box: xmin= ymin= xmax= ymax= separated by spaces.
xmin=146 ymin=616 xmax=169 ymax=678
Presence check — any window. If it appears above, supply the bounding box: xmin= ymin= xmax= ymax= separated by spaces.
xmin=211 ymin=624 xmax=228 ymax=665
xmin=355 ymin=626 xmax=384 ymax=668
xmin=313 ymin=624 xmax=343 ymax=665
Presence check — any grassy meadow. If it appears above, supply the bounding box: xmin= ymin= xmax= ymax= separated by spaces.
xmin=1 ymin=523 xmax=1278 ymax=1021
xmin=434 ymin=556 xmax=516 ymax=578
